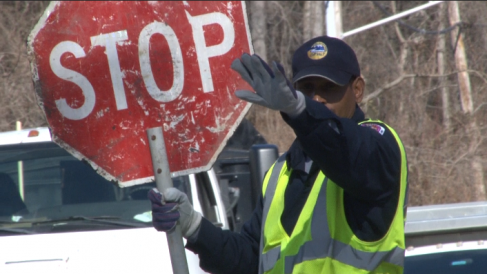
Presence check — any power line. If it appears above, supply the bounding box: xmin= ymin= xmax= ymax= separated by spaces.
xmin=371 ymin=1 xmax=466 ymax=54
xmin=371 ymin=1 xmax=463 ymax=35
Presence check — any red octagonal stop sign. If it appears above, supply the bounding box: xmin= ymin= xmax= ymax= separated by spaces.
xmin=28 ymin=1 xmax=253 ymax=187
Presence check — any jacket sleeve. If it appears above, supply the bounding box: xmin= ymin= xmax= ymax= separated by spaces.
xmin=185 ymin=195 xmax=263 ymax=274
xmin=283 ymin=97 xmax=401 ymax=203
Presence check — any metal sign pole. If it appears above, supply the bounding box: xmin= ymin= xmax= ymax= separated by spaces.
xmin=147 ymin=127 xmax=190 ymax=274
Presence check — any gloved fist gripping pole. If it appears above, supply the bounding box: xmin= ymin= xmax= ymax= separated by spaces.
xmin=231 ymin=53 xmax=306 ymax=118
xmin=148 ymin=187 xmax=202 ymax=239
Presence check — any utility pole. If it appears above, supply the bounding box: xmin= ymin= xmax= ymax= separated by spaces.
xmin=325 ymin=1 xmax=342 ymax=38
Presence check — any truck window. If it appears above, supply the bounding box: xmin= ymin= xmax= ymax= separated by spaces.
xmin=0 ymin=142 xmax=191 ymax=235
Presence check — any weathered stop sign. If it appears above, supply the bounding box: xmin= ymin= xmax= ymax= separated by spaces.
xmin=28 ymin=1 xmax=253 ymax=187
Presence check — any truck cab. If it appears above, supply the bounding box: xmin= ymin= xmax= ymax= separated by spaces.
xmin=0 ymin=125 xmax=277 ymax=273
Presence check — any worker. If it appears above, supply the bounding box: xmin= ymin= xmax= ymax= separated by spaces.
xmin=148 ymin=35 xmax=408 ymax=274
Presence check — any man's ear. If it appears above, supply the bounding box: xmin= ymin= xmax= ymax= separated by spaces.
xmin=352 ymin=76 xmax=365 ymax=103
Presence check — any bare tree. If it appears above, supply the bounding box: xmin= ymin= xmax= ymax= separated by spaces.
xmin=449 ymin=1 xmax=473 ymax=114
xmin=303 ymin=1 xmax=312 ymax=42
xmin=0 ymin=2 xmax=49 ymax=131
xmin=448 ymin=1 xmax=485 ymax=200
xmin=250 ymin=1 xmax=267 ymax=59
xmin=245 ymin=1 xmax=304 ymax=152
xmin=437 ymin=3 xmax=450 ymax=129
xmin=5 ymin=1 xmax=487 ymax=205
xmin=303 ymin=1 xmax=324 ymax=42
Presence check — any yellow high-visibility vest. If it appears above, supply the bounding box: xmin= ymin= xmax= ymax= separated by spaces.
xmin=259 ymin=120 xmax=408 ymax=274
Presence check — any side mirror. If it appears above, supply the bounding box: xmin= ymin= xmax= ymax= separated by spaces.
xmin=249 ymin=144 xmax=279 ymax=206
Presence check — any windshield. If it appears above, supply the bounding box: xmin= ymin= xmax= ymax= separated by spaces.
xmin=0 ymin=142 xmax=191 ymax=235
xmin=405 ymin=248 xmax=487 ymax=274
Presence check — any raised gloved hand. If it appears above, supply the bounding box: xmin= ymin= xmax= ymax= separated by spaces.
xmin=148 ymin=188 xmax=202 ymax=239
xmin=231 ymin=53 xmax=306 ymax=117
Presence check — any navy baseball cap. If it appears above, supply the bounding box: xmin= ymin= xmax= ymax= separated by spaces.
xmin=292 ymin=36 xmax=360 ymax=86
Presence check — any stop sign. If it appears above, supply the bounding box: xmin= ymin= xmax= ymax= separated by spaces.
xmin=28 ymin=1 xmax=253 ymax=187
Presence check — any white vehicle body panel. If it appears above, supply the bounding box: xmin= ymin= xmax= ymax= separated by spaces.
xmin=0 ymin=228 xmax=204 ymax=274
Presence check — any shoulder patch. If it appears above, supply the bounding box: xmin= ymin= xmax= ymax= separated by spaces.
xmin=361 ymin=123 xmax=385 ymax=135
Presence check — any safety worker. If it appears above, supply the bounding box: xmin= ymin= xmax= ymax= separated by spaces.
xmin=148 ymin=35 xmax=409 ymax=274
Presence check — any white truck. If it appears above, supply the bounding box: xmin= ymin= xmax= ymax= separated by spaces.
xmin=0 ymin=125 xmax=277 ymax=273
xmin=8 ymin=125 xmax=486 ymax=274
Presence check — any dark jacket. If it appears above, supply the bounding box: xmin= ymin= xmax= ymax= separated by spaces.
xmin=186 ymin=96 xmax=404 ymax=274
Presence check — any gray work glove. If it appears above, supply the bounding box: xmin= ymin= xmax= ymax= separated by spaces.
xmin=148 ymin=187 xmax=202 ymax=239
xmin=231 ymin=53 xmax=306 ymax=117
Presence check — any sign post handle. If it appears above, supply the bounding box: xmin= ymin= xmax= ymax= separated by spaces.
xmin=147 ymin=127 xmax=190 ymax=274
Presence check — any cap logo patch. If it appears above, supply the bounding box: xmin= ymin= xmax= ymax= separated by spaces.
xmin=307 ymin=42 xmax=328 ymax=60
xmin=361 ymin=123 xmax=385 ymax=135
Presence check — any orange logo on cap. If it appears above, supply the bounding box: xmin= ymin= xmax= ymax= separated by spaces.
xmin=307 ymin=42 xmax=328 ymax=60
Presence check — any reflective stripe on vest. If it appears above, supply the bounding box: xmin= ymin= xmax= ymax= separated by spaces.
xmin=259 ymin=120 xmax=407 ymax=274
xmin=259 ymin=154 xmax=287 ymax=274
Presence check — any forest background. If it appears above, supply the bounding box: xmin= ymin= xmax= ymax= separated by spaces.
xmin=1 ymin=1 xmax=487 ymax=206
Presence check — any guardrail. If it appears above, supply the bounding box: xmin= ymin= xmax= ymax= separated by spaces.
xmin=405 ymin=201 xmax=487 ymax=247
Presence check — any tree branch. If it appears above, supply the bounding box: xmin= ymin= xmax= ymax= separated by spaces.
xmin=363 ymin=74 xmax=415 ymax=102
